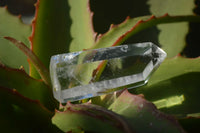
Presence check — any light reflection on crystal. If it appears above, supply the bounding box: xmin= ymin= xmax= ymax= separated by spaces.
xmin=50 ymin=42 xmax=167 ymax=103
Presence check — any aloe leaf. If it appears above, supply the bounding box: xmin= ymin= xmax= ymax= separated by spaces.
xmin=108 ymin=89 xmax=186 ymax=133
xmin=4 ymin=36 xmax=50 ymax=86
xmin=30 ymin=0 xmax=96 ymax=78
xmin=93 ymin=15 xmax=200 ymax=49
xmin=88 ymin=15 xmax=200 ymax=85
xmin=0 ymin=64 xmax=57 ymax=111
xmin=52 ymin=102 xmax=131 ymax=133
xmin=29 ymin=0 xmax=71 ymax=78
xmin=68 ymin=0 xmax=96 ymax=52
xmin=67 ymin=14 xmax=200 ymax=98
xmin=145 ymin=56 xmax=200 ymax=86
xmin=0 ymin=86 xmax=62 ymax=133
xmin=53 ymin=89 xmax=186 ymax=133
xmin=0 ymin=86 xmax=53 ymax=118
xmin=148 ymin=0 xmax=195 ymax=57
xmin=80 ymin=2 xmax=199 ymax=89
xmin=91 ymin=0 xmax=196 ymax=57
xmin=132 ymin=57 xmax=200 ymax=117
xmin=0 ymin=7 xmax=31 ymax=72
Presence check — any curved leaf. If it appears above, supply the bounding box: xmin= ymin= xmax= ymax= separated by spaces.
xmin=29 ymin=0 xmax=71 ymax=78
xmin=146 ymin=56 xmax=200 ymax=86
xmin=108 ymin=89 xmax=186 ymax=133
xmin=88 ymin=15 xmax=200 ymax=85
xmin=92 ymin=15 xmax=200 ymax=50
xmin=0 ymin=64 xmax=57 ymax=111
xmin=148 ymin=0 xmax=195 ymax=57
xmin=0 ymin=86 xmax=62 ymax=133
xmin=30 ymin=0 xmax=96 ymax=78
xmin=132 ymin=57 xmax=200 ymax=117
xmin=80 ymin=90 xmax=184 ymax=133
xmin=4 ymin=37 xmax=51 ymax=86
xmin=52 ymin=102 xmax=130 ymax=133
xmin=0 ymin=7 xmax=31 ymax=72
xmin=0 ymin=86 xmax=53 ymax=119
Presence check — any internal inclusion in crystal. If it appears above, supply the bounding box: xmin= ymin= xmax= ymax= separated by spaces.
xmin=50 ymin=42 xmax=167 ymax=103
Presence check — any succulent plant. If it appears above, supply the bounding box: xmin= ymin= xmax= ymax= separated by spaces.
xmin=0 ymin=0 xmax=200 ymax=132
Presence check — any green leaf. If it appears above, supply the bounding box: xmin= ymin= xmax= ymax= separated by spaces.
xmin=0 ymin=86 xmax=53 ymax=119
xmin=145 ymin=56 xmax=200 ymax=86
xmin=108 ymin=89 xmax=186 ymax=133
xmin=54 ymin=90 xmax=185 ymax=133
xmin=29 ymin=0 xmax=71 ymax=78
xmin=52 ymin=102 xmax=131 ymax=133
xmin=0 ymin=64 xmax=57 ymax=111
xmin=132 ymin=57 xmax=200 ymax=117
xmin=30 ymin=0 xmax=95 ymax=78
xmin=4 ymin=37 xmax=51 ymax=86
xmin=0 ymin=7 xmax=31 ymax=72
xmin=93 ymin=16 xmax=150 ymax=48
xmin=148 ymin=0 xmax=195 ymax=57
xmin=88 ymin=15 xmax=200 ymax=84
xmin=93 ymin=15 xmax=200 ymax=49
xmin=68 ymin=0 xmax=96 ymax=52
xmin=0 ymin=86 xmax=62 ymax=133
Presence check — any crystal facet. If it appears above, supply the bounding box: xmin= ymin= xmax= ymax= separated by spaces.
xmin=50 ymin=42 xmax=167 ymax=103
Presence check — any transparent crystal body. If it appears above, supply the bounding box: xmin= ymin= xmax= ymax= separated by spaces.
xmin=50 ymin=42 xmax=166 ymax=103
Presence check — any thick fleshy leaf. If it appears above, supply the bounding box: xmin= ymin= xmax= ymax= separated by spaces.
xmin=132 ymin=57 xmax=200 ymax=117
xmin=4 ymin=37 xmax=51 ymax=86
xmin=0 ymin=64 xmax=57 ymax=111
xmin=0 ymin=86 xmax=62 ymax=133
xmin=91 ymin=0 xmax=195 ymax=57
xmin=68 ymin=0 xmax=96 ymax=52
xmin=30 ymin=0 xmax=96 ymax=79
xmin=88 ymin=15 xmax=200 ymax=85
xmin=0 ymin=7 xmax=31 ymax=72
xmin=144 ymin=56 xmax=200 ymax=86
xmin=92 ymin=15 xmax=200 ymax=50
xmin=0 ymin=86 xmax=53 ymax=119
xmin=53 ymin=90 xmax=185 ymax=133
xmin=108 ymin=89 xmax=186 ymax=133
xmin=148 ymin=0 xmax=195 ymax=57
xmin=52 ymin=102 xmax=132 ymax=133
xmin=90 ymin=0 xmax=159 ymax=34
xmin=29 ymin=0 xmax=71 ymax=78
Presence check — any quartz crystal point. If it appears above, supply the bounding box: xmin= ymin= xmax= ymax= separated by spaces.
xmin=50 ymin=42 xmax=166 ymax=103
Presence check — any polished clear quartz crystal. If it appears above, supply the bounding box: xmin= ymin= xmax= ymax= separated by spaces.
xmin=50 ymin=42 xmax=167 ymax=103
